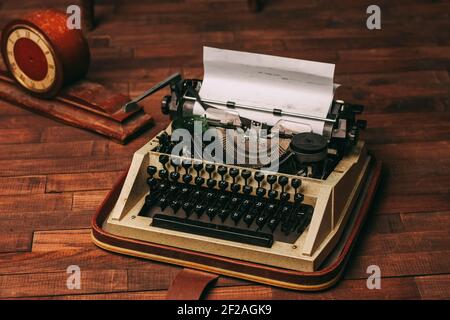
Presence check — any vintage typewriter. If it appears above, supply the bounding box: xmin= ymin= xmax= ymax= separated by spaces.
xmin=92 ymin=48 xmax=381 ymax=291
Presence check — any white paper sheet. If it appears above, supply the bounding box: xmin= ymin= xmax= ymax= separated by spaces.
xmin=193 ymin=47 xmax=337 ymax=134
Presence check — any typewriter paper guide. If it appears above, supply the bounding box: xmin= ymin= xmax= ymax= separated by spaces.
xmin=193 ymin=47 xmax=336 ymax=134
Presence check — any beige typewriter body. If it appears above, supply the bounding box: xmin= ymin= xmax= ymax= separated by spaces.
xmin=102 ymin=124 xmax=370 ymax=272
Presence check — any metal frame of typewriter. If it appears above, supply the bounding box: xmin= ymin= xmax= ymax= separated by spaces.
xmin=98 ymin=123 xmax=371 ymax=273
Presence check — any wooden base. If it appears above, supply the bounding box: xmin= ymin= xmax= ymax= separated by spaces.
xmin=0 ymin=70 xmax=153 ymax=144
xmin=92 ymin=158 xmax=382 ymax=291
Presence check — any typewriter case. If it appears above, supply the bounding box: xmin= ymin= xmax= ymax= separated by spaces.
xmin=92 ymin=124 xmax=381 ymax=291
xmin=92 ymin=48 xmax=381 ymax=292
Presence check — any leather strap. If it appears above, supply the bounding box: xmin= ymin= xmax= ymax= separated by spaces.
xmin=166 ymin=268 xmax=219 ymax=300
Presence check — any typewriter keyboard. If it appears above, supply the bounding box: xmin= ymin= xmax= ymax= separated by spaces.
xmin=138 ymin=157 xmax=313 ymax=248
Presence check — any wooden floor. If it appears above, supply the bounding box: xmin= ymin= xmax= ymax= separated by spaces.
xmin=0 ymin=0 xmax=449 ymax=300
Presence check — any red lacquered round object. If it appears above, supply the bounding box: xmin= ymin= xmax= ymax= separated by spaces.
xmin=1 ymin=9 xmax=90 ymax=98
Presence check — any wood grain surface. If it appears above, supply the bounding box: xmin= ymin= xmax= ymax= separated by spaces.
xmin=0 ymin=0 xmax=449 ymax=299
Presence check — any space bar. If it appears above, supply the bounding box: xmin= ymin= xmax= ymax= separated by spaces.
xmin=152 ymin=214 xmax=274 ymax=248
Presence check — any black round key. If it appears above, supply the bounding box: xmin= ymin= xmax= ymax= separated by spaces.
xmin=147 ymin=166 xmax=157 ymax=176
xmin=146 ymin=177 xmax=157 ymax=188
xmin=159 ymin=169 xmax=168 ymax=180
xmin=267 ymin=174 xmax=277 ymax=185
xmin=268 ymin=189 xmax=278 ymax=199
xmin=229 ymin=168 xmax=239 ymax=179
xmin=243 ymin=185 xmax=253 ymax=195
xmin=217 ymin=166 xmax=228 ymax=190
xmin=254 ymin=171 xmax=264 ymax=185
xmin=256 ymin=187 xmax=266 ymax=197
xmin=217 ymin=165 xmax=227 ymax=176
xmin=158 ymin=197 xmax=168 ymax=210
xmin=278 ymin=176 xmax=288 ymax=187
xmin=244 ymin=213 xmax=255 ymax=226
xmin=159 ymin=155 xmax=169 ymax=168
xmin=181 ymin=159 xmax=192 ymax=172
xmin=182 ymin=201 xmax=193 ymax=216
xmin=206 ymin=207 xmax=217 ymax=220
xmin=230 ymin=197 xmax=239 ymax=208
xmin=218 ymin=209 xmax=229 ymax=222
xmin=218 ymin=194 xmax=228 ymax=203
xmin=231 ymin=183 xmax=241 ymax=193
xmin=207 ymin=178 xmax=216 ymax=188
xmin=241 ymin=169 xmax=251 ymax=180
xmin=280 ymin=205 xmax=291 ymax=216
xmin=242 ymin=170 xmax=252 ymax=194
xmin=242 ymin=199 xmax=251 ymax=208
xmin=194 ymin=204 xmax=205 ymax=217
xmin=218 ymin=180 xmax=229 ymax=190
xmin=170 ymin=199 xmax=181 ymax=213
xmin=193 ymin=190 xmax=201 ymax=197
xmin=231 ymin=212 xmax=241 ymax=224
xmin=205 ymin=164 xmax=215 ymax=174
xmin=267 ymin=174 xmax=277 ymax=198
xmin=255 ymin=201 xmax=264 ymax=210
xmin=291 ymin=178 xmax=301 ymax=189
xmin=193 ymin=162 xmax=204 ymax=173
xmin=268 ymin=218 xmax=279 ymax=232
xmin=280 ymin=192 xmax=290 ymax=202
xmin=206 ymin=191 xmax=215 ymax=201
xmin=295 ymin=193 xmax=305 ymax=203
xmin=159 ymin=181 xmax=168 ymax=190
xmin=181 ymin=186 xmax=190 ymax=195
xmin=170 ymin=171 xmax=180 ymax=182
xmin=195 ymin=176 xmax=205 ymax=186
xmin=183 ymin=174 xmax=193 ymax=184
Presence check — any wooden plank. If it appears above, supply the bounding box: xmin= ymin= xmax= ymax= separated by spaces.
xmin=370 ymin=211 xmax=450 ymax=234
xmin=0 ymin=141 xmax=107 ymax=160
xmin=377 ymin=194 xmax=450 ymax=215
xmin=345 ymin=250 xmax=450 ymax=279
xmin=0 ymin=114 xmax=64 ymax=129
xmin=46 ymin=171 xmax=122 ymax=192
xmin=0 ymin=212 xmax=92 ymax=252
xmin=0 ymin=193 xmax=72 ymax=214
xmin=22 ymin=277 xmax=422 ymax=300
xmin=0 ymin=232 xmax=32 ymax=253
xmin=72 ymin=190 xmax=109 ymax=212
xmin=0 ymin=176 xmax=46 ymax=195
xmin=40 ymin=126 xmax=107 ymax=143
xmin=271 ymin=277 xmax=421 ymax=300
xmin=354 ymin=230 xmax=450 ymax=257
xmin=0 ymin=128 xmax=41 ymax=145
xmin=0 ymin=157 xmax=131 ymax=177
xmin=32 ymin=230 xmax=93 ymax=252
xmin=0 ymin=270 xmax=128 ymax=299
xmin=415 ymin=274 xmax=450 ymax=299
xmin=0 ymin=211 xmax=92 ymax=232
xmin=400 ymin=211 xmax=450 ymax=233
xmin=0 ymin=246 xmax=444 ymax=283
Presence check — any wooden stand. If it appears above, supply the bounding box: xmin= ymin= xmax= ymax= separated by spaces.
xmin=0 ymin=70 xmax=153 ymax=144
